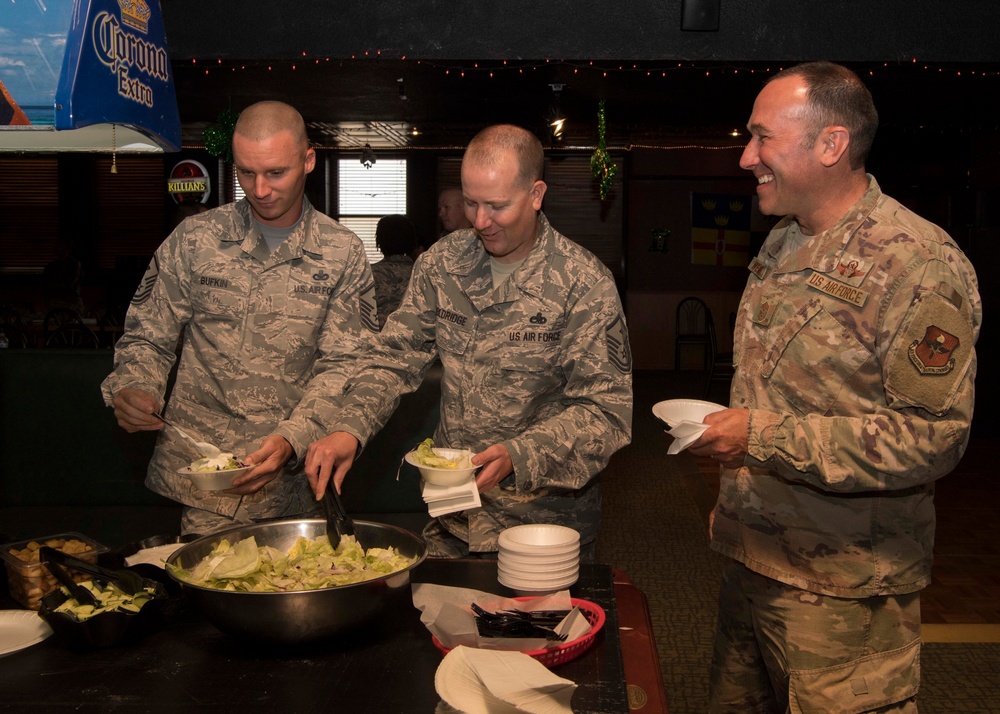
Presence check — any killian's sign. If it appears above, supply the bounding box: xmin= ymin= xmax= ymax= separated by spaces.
xmin=168 ymin=160 xmax=212 ymax=204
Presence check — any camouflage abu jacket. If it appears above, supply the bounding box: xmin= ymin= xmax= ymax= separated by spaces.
xmin=332 ymin=212 xmax=633 ymax=551
xmin=711 ymin=176 xmax=981 ymax=597
xmin=101 ymin=198 xmax=378 ymax=519
xmin=371 ymin=254 xmax=414 ymax=328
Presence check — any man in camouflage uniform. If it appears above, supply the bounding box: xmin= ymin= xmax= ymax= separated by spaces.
xmin=438 ymin=186 xmax=472 ymax=236
xmin=102 ymin=101 xmax=378 ymax=535
xmin=691 ymin=63 xmax=981 ymax=712
xmin=306 ymin=124 xmax=633 ymax=558
xmin=371 ymin=214 xmax=417 ymax=328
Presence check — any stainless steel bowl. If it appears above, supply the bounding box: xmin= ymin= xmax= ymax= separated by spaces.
xmin=165 ymin=519 xmax=427 ymax=645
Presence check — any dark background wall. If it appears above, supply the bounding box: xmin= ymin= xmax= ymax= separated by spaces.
xmin=162 ymin=0 xmax=1000 ymax=63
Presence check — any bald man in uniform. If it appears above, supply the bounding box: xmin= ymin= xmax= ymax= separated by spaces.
xmin=103 ymin=101 xmax=378 ymax=535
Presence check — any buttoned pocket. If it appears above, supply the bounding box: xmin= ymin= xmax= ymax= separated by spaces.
xmin=437 ymin=319 xmax=473 ymax=356
xmin=760 ymin=303 xmax=870 ymax=416
xmin=190 ymin=277 xmax=247 ymax=323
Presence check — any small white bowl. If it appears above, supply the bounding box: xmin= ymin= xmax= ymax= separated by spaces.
xmin=498 ymin=562 xmax=579 ymax=579
xmin=497 ymin=558 xmax=580 ymax=576
xmin=498 ymin=549 xmax=580 ymax=568
xmin=404 ymin=447 xmax=478 ymax=486
xmin=179 ymin=465 xmax=251 ymax=491
xmin=652 ymin=398 xmax=725 ymax=428
xmin=497 ymin=524 xmax=581 ymax=555
xmin=498 ymin=571 xmax=579 ymax=591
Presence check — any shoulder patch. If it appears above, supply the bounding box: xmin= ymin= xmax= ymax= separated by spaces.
xmin=358 ymin=280 xmax=380 ymax=333
xmin=131 ymin=254 xmax=160 ymax=305
xmin=606 ymin=314 xmax=632 ymax=374
xmin=908 ymin=326 xmax=959 ymax=374
xmin=885 ymin=292 xmax=974 ymax=415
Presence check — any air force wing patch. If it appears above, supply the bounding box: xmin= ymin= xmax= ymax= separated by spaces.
xmin=606 ymin=314 xmax=632 ymax=374
xmin=359 ymin=280 xmax=380 ymax=333
xmin=131 ymin=254 xmax=160 ymax=305
xmin=909 ymin=325 xmax=959 ymax=374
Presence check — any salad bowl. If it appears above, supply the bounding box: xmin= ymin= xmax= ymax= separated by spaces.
xmin=165 ymin=519 xmax=427 ymax=645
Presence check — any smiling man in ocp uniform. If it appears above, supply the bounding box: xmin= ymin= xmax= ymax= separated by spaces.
xmin=689 ymin=62 xmax=981 ymax=712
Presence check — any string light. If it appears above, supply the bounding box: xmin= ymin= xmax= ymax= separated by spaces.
xmin=174 ymin=56 xmax=1000 ymax=79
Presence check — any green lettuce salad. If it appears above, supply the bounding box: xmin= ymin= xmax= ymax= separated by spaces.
xmin=413 ymin=438 xmax=471 ymax=469
xmin=166 ymin=534 xmax=415 ymax=592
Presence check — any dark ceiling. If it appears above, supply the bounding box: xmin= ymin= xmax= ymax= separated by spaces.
xmin=172 ymin=58 xmax=1000 ymax=151
xmin=162 ymin=0 xmax=1000 ymax=151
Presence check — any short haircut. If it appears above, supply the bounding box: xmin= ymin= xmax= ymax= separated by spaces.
xmin=233 ymin=101 xmax=309 ymax=153
xmin=770 ymin=61 xmax=879 ymax=170
xmin=375 ymin=214 xmax=418 ymax=257
xmin=463 ymin=124 xmax=544 ymax=188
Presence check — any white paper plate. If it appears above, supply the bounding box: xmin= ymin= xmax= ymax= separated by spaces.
xmin=652 ymin=398 xmax=725 ymax=428
xmin=0 ymin=610 xmax=53 ymax=657
xmin=178 ymin=465 xmax=252 ymax=491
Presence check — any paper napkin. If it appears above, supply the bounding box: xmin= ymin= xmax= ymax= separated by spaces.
xmin=666 ymin=419 xmax=709 ymax=454
xmin=435 ymin=645 xmax=577 ymax=714
xmin=423 ymin=478 xmax=482 ymax=517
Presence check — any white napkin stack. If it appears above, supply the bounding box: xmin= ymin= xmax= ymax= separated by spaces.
xmin=435 ymin=645 xmax=577 ymax=714
xmin=666 ymin=419 xmax=710 ymax=454
xmin=423 ymin=478 xmax=482 ymax=517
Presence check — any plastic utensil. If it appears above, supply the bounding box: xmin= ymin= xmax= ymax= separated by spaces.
xmin=154 ymin=411 xmax=223 ymax=458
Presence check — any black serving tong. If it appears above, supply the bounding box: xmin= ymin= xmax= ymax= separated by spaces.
xmin=322 ymin=482 xmax=359 ymax=545
xmin=41 ymin=549 xmax=99 ymax=607
xmin=40 ymin=546 xmax=163 ymax=598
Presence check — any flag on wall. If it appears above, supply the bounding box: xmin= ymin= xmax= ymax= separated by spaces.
xmin=690 ymin=193 xmax=752 ymax=266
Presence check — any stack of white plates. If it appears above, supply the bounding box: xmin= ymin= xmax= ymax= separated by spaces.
xmin=497 ymin=524 xmax=581 ymax=593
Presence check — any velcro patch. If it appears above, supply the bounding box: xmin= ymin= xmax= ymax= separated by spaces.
xmin=885 ymin=291 xmax=974 ymax=415
xmin=131 ymin=254 xmax=160 ymax=305
xmin=606 ymin=314 xmax=632 ymax=374
xmin=806 ymin=271 xmax=869 ymax=307
xmin=358 ymin=280 xmax=379 ymax=333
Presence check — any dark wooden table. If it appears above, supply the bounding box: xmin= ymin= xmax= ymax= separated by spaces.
xmin=0 ymin=559 xmax=667 ymax=713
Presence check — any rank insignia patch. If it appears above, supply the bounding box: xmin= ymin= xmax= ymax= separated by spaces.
xmin=606 ymin=314 xmax=632 ymax=374
xmin=132 ymin=255 xmax=160 ymax=305
xmin=908 ymin=325 xmax=959 ymax=374
xmin=358 ymin=280 xmax=380 ymax=333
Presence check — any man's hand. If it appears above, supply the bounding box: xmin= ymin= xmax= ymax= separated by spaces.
xmin=688 ymin=408 xmax=750 ymax=469
xmin=305 ymin=432 xmax=359 ymax=500
xmin=472 ymin=444 xmax=514 ymax=493
xmin=111 ymin=388 xmax=163 ymax=433
xmin=228 ymin=434 xmax=293 ymax=495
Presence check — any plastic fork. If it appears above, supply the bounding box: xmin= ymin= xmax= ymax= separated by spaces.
xmin=154 ymin=411 xmax=222 ymax=458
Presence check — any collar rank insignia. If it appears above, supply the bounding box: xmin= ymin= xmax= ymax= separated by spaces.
xmin=908 ymin=325 xmax=960 ymax=374
xmin=752 ymin=299 xmax=777 ymax=327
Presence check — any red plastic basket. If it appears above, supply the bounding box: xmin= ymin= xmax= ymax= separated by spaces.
xmin=432 ymin=596 xmax=606 ymax=667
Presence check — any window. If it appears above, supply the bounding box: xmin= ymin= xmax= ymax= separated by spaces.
xmin=338 ymin=158 xmax=407 ymax=263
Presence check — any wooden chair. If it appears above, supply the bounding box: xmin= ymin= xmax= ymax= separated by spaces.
xmin=705 ymin=309 xmax=736 ymax=399
xmin=674 ymin=297 xmax=711 ymax=370
xmin=45 ymin=322 xmax=100 ymax=348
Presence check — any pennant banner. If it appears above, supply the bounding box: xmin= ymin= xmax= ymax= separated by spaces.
xmin=690 ymin=193 xmax=752 ymax=266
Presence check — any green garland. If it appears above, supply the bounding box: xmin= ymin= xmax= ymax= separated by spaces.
xmin=590 ymin=99 xmax=617 ymax=200
xmin=203 ymin=109 xmax=239 ymax=163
